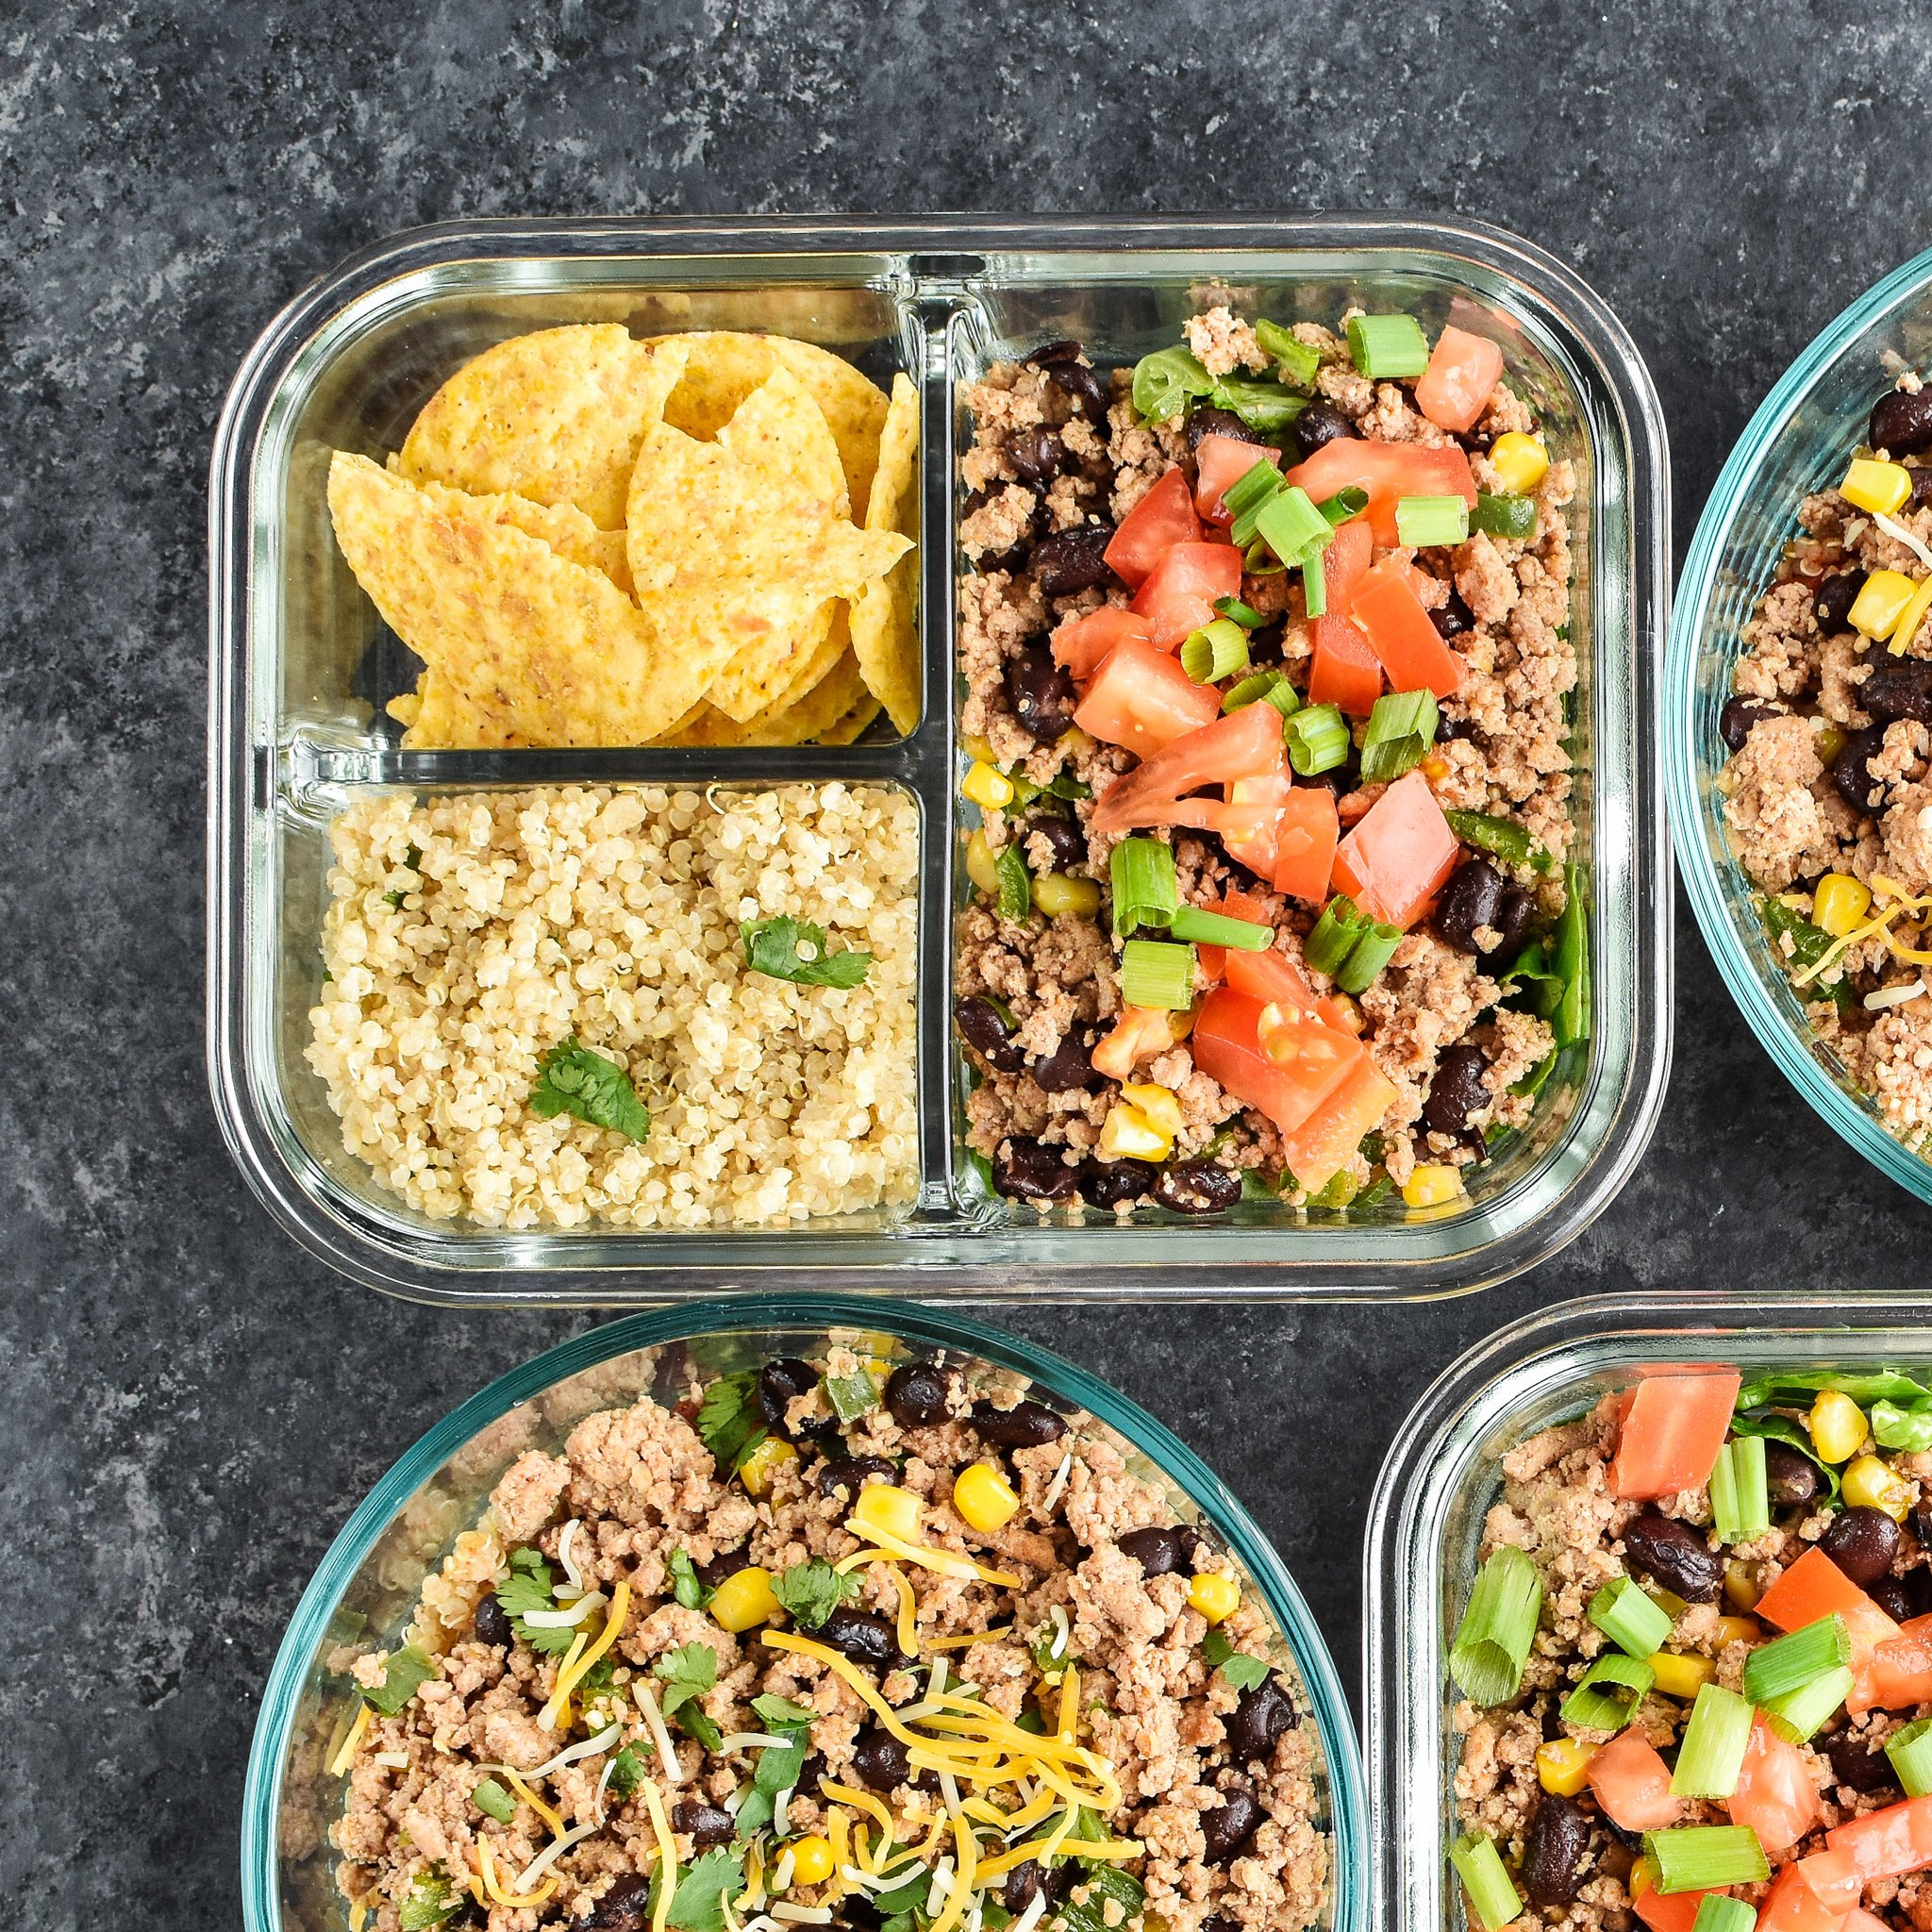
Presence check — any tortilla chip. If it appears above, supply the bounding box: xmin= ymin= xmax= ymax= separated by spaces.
xmin=415 ymin=481 xmax=632 ymax=595
xmin=849 ymin=372 xmax=922 ymax=735
xmin=659 ymin=645 xmax=872 ymax=747
xmin=385 ymin=667 xmax=524 ymax=748
xmin=818 ymin=690 xmax=884 ymax=745
xmin=330 ymin=452 xmax=735 ymax=747
xmin=396 ymin=325 xmax=689 ymax=530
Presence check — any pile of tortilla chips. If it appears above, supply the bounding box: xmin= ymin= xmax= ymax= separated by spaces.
xmin=325 ymin=325 xmax=922 ymax=748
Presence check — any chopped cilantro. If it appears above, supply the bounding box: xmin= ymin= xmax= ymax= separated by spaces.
xmin=772 ymin=1557 xmax=861 ymax=1631
xmin=741 ymin=915 xmax=874 ymax=989
xmin=676 ymin=1704 xmax=724 ymax=1752
xmin=694 ymin=1372 xmax=767 ymax=1473
xmin=1029 ymin=1626 xmax=1069 ymax=1676
xmin=396 ymin=1872 xmax=460 ymax=1930
xmin=751 ymin=1691 xmax=819 ymax=1728
xmin=1202 ymin=1627 xmax=1271 ymax=1691
xmin=1058 ymin=1865 xmax=1146 ymax=1932
xmin=607 ymin=1742 xmax=648 ymax=1800
xmin=669 ymin=1548 xmax=710 ymax=1611
xmin=824 ymin=1366 xmax=880 ymax=1423
xmin=527 ymin=1037 xmax=652 ymax=1141
xmin=359 ymin=1643 xmax=436 ymax=1716
xmin=471 ymin=1776 xmax=516 ymax=1825
xmin=648 ymin=1845 xmax=747 ymax=1932
xmin=654 ymin=1641 xmax=717 ymax=1719
xmin=493 ymin=1548 xmax=576 ymax=1657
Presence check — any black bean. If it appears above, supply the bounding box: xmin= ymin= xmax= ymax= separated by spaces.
xmin=1815 ymin=568 xmax=1868 ymax=634
xmin=1046 ymin=358 xmax=1111 ymax=423
xmin=1873 ymin=1575 xmax=1916 ymax=1623
xmin=1079 ymin=1158 xmax=1158 ymax=1208
xmin=1024 ymin=340 xmax=1085 ymax=368
xmin=1623 ymin=1510 xmax=1723 ymax=1603
xmin=694 ymin=1544 xmax=749 ymax=1591
xmin=1763 ymin=1441 xmax=1821 ymax=1509
xmin=851 ymin=1724 xmax=913 ymax=1791
xmin=1009 ymin=427 xmax=1065 ymax=486
xmin=1423 ymin=1043 xmax=1491 ymax=1140
xmin=818 ymin=1456 xmax=894 ymax=1501
xmin=1830 ymin=718 xmax=1883 ymax=812
xmin=1430 ymin=591 xmax=1475 ymax=641
xmin=1523 ymin=1792 xmax=1591 ymax=1907
xmin=1914 ymin=1507 xmax=1932 ymax=1555
xmin=1433 ymin=858 xmax=1507 ymax=955
xmin=884 ymin=1359 xmax=953 ymax=1428
xmin=1202 ymin=1918 xmax=1241 ymax=1932
xmin=1026 ymin=813 xmax=1087 ymax=874
xmin=1029 ymin=1032 xmax=1096 ymax=1094
xmin=1828 ymin=1728 xmax=1901 ymax=1794
xmin=1224 ymin=1677 xmax=1295 ymax=1763
xmin=1200 ymin=1788 xmax=1263 ymax=1863
xmin=1913 ymin=464 xmax=1932 ymax=510
xmin=1120 ymin=1524 xmax=1186 ymax=1575
xmin=993 ymin=1136 xmax=1081 ymax=1201
xmin=1863 ymin=658 xmax=1932 ymax=725
xmin=472 ymin=1592 xmax=513 ymax=1649
xmin=758 ymin=1358 xmax=822 ymax=1437
xmin=672 ymin=1800 xmax=736 ymax=1847
xmin=1822 ymin=1506 xmax=1901 ymax=1587
xmin=1293 ymin=400 xmax=1357 ymax=459
xmin=580 ymin=1874 xmax=654 ymax=1932
xmin=1720 ymin=694 xmax=1784 ymax=753
xmin=1186 ymin=404 xmax=1268 ymax=452
xmin=819 ymin=1607 xmax=907 ymax=1672
xmin=1007 ymin=641 xmax=1078 ymax=743
xmin=1152 ymin=1160 xmax=1241 ymax=1215
xmin=1872 ymin=388 xmax=1932 ymax=459
xmin=1029 ymin=524 xmax=1116 ymax=598
xmin=1001 ymin=1860 xmax=1075 ymax=1915
xmin=1484 ymin=888 xmax=1538 ymax=964
xmin=970 ymin=1399 xmax=1067 ymax=1447
xmin=954 ymin=995 xmax=1026 ymax=1074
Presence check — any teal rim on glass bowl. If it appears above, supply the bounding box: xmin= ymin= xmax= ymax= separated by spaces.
xmin=241 ymin=1294 xmax=1366 ymax=1932
xmin=1666 ymin=242 xmax=1932 ymax=1201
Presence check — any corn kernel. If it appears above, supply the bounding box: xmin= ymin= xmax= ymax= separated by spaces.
xmin=1629 ymin=1857 xmax=1657 ymax=1902
xmin=964 ymin=830 xmax=1001 ymax=897
xmin=1646 ymin=1650 xmax=1716 ymax=1699
xmin=709 ymin=1563 xmax=782 ymax=1633
xmin=1717 ymin=1615 xmax=1761 ymax=1650
xmin=1033 ymin=872 xmax=1102 ymax=919
xmin=786 ymin=1836 xmax=837 ymax=1887
xmin=1098 ymin=1102 xmax=1172 ymax=1162
xmin=851 ymin=1481 xmax=924 ymax=1542
xmin=1813 ymin=874 xmax=1873 ymax=938
xmin=1841 ymin=458 xmax=1914 ymax=519
xmin=1814 ymin=721 xmax=1848 ymax=767
xmin=1121 ymin=1082 xmax=1185 ymax=1139
xmin=1724 ymin=1558 xmax=1762 ymax=1612
xmin=963 ymin=760 xmax=1015 ymax=811
xmin=1850 ymin=568 xmax=1919 ymax=641
xmin=1808 ymin=1388 xmax=1867 ymax=1465
xmin=1188 ymin=1572 xmax=1241 ymax=1624
xmin=1892 ymin=576 xmax=1932 ymax=658
xmin=739 ymin=1436 xmax=797 ymax=1497
xmin=1490 ymin=432 xmax=1550 ymax=496
xmin=959 ymin=734 xmax=997 ymax=767
xmin=954 ymin=1462 xmax=1021 ymax=1534
xmin=1058 ymin=726 xmax=1096 ymax=758
xmin=1843 ymin=1452 xmax=1913 ymax=1521
xmin=1536 ymin=1738 xmax=1598 ymax=1797
xmin=1403 ymin=1163 xmax=1464 ymax=1208
xmin=1326 ymin=991 xmax=1365 ymax=1035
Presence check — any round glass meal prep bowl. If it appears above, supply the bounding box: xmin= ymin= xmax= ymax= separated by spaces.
xmin=1666 ymin=242 xmax=1932 ymax=1200
xmin=242 ymin=1293 xmax=1366 ymax=1932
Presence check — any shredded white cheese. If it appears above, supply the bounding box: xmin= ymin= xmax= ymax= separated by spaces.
xmin=772 ymin=1910 xmax=833 ymax=1926
xmin=1866 ymin=981 xmax=1928 ymax=1010
xmin=632 ymin=1680 xmax=685 ymax=1786
xmin=1041 ymin=1453 xmax=1073 ymax=1515
xmin=1874 ymin=510 xmax=1932 ymax=576
xmin=521 ymin=1589 xmax=608 ymax=1628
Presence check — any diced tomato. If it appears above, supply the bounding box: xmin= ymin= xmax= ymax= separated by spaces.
xmin=1224 ymin=942 xmax=1357 ymax=1035
xmin=1194 ymin=434 xmax=1280 ymax=525
xmin=1103 ymin=469 xmax=1201 ymax=589
xmin=1586 ymin=1726 xmax=1683 ymax=1833
xmin=1829 ymin=1793 xmax=1932 ymax=1885
xmin=1791 ymin=1850 xmax=1861 ymax=1919
xmin=1413 ymin=325 xmax=1507 ymax=435
xmin=1285 ymin=438 xmax=1478 ymax=547
xmin=1074 ymin=637 xmax=1222 ymax=762
xmin=1220 ymin=770 xmax=1291 ymax=879
xmin=1844 ymin=1910 xmax=1896 ymax=1932
xmin=1329 ymin=769 xmax=1461 ymax=930
xmin=1863 ymin=1626 xmax=1932 ymax=1710
xmin=1192 ymin=988 xmax=1363 ymax=1139
xmin=1274 ymin=1055 xmax=1397 ymax=1195
xmin=1606 ymin=1371 xmax=1742 ymax=1498
xmin=1755 ymin=1547 xmax=1902 ymax=1718
xmin=1052 ymin=606 xmax=1152 ymax=681
xmin=1730 ymin=1717 xmax=1821 ymax=1856
xmin=1129 ymin=541 xmax=1244 ymax=649
xmin=1091 ymin=697 xmax=1284 ymax=835
xmin=1755 ymin=1857 xmax=1855 ymax=1932
xmin=1634 ymin=1890 xmax=1721 ymax=1932
xmin=1091 ymin=1006 xmax=1185 ymax=1081
xmin=1307 ymin=519 xmax=1384 ymax=715
xmin=1274 ymin=787 xmax=1341 ymax=905
xmin=1194 ymin=888 xmax=1274 ymax=985
xmin=1347 ymin=555 xmax=1468 ymax=698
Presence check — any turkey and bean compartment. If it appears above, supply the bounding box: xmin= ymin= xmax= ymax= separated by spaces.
xmin=328 ymin=1343 xmax=1327 ymax=1932
xmin=953 ymin=300 xmax=1587 ymax=1217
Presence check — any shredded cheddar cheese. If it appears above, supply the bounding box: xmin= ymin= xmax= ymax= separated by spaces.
xmin=539 ymin=1578 xmax=632 ymax=1732
xmin=477 ymin=1840 xmax=560 ymax=1911
xmin=639 ymin=1774 xmax=680 ymax=1932
xmin=328 ymin=1702 xmax=374 ymax=1777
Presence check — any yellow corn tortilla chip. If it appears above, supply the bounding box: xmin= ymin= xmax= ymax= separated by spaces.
xmin=331 ymin=452 xmax=740 ymax=747
xmin=415 ymin=481 xmax=632 ymax=595
xmin=819 ymin=690 xmax=883 ymax=745
xmin=849 ymin=372 xmax=922 ymax=735
xmin=396 ymin=325 xmax=689 ymax=530
xmin=659 ymin=645 xmax=872 ymax=747
xmin=385 ymin=667 xmax=524 ymax=749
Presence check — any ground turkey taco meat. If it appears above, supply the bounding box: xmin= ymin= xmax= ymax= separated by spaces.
xmin=952 ymin=301 xmax=1584 ymax=1218
xmin=330 ymin=1342 xmax=1328 ymax=1932
xmin=1716 ymin=375 xmax=1932 ymax=1154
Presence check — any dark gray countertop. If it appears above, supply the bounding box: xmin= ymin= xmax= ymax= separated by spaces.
xmin=6 ymin=3 xmax=1929 ymax=1921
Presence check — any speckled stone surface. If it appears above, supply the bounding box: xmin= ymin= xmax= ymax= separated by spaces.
xmin=6 ymin=3 xmax=1932 ymax=1922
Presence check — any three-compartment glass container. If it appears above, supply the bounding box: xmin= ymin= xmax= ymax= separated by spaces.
xmin=208 ymin=214 xmax=1673 ymax=1302
xmin=1363 ymin=1290 xmax=1932 ymax=1932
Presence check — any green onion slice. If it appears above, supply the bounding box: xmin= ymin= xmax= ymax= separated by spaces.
xmin=1255 ymin=318 xmax=1320 ymax=389
xmin=1742 ymin=1615 xmax=1850 ymax=1705
xmin=472 ymin=1776 xmax=517 ymax=1825
xmin=1552 ymin=862 xmax=1590 ymax=1050
xmin=994 ymin=842 xmax=1031 ymax=923
xmin=1336 ymin=924 xmax=1401 ymax=995
xmin=1305 ymin=894 xmax=1366 ymax=979
xmin=1180 ymin=618 xmax=1251 ymax=685
xmin=1588 ymin=1575 xmax=1674 ymax=1660
xmin=1709 ymin=1436 xmax=1771 ymax=1545
xmin=1558 ymin=1652 xmax=1654 ymax=1731
xmin=1225 ymin=459 xmax=1287 ymax=547
xmin=1131 ymin=345 xmax=1214 ymax=423
xmin=1449 ymin=1833 xmax=1522 ymax=1932
xmin=1443 ymin=808 xmax=1554 ymax=875
xmin=1691 ymin=1896 xmax=1756 ymax=1932
xmin=1241 ymin=536 xmax=1286 ymax=576
xmin=1285 ymin=704 xmax=1350 ymax=778
xmin=1109 ymin=838 xmax=1179 ymax=939
xmin=1472 ymin=491 xmax=1538 ymax=541
xmin=1317 ymin=485 xmax=1371 ymax=526
xmin=1641 ymin=1826 xmax=1770 ymax=1895
xmin=1119 ymin=939 xmax=1195 ymax=1011
xmin=1672 ymin=1683 xmax=1755 ymax=1799
xmin=1168 ymin=907 xmax=1274 ymax=951
xmin=1447 ymin=1546 xmax=1541 ymax=1705
xmin=1207 ymin=376 xmax=1306 ymax=435
xmin=1395 ymin=493 xmax=1472 ymax=549
xmin=1759 ymin=1665 xmax=1855 ymax=1745
xmin=1222 ymin=670 xmax=1302 ymax=719
xmin=1254 ymin=485 xmax=1336 ymax=570
xmin=1213 ymin=595 xmax=1267 ymax=630
xmin=1347 ymin=312 xmax=1430 ymax=379
xmin=1888 ymin=1716 xmax=1932 ymax=1797
xmin=1360 ymin=689 xmax=1440 ymax=785
xmin=1302 ymin=555 xmax=1327 ymax=619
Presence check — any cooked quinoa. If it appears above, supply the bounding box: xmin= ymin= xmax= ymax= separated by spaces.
xmin=329 ymin=1340 xmax=1329 ymax=1932
xmin=305 ymin=783 xmax=919 ymax=1229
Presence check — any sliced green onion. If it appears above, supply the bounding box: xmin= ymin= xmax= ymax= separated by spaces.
xmin=1180 ymin=618 xmax=1251 ymax=685
xmin=1759 ymin=1664 xmax=1854 ymax=1744
xmin=1553 ymin=862 xmax=1591 ymax=1050
xmin=1213 ymin=594 xmax=1267 ymax=630
xmin=1254 ymin=485 xmax=1336 ymax=569
xmin=1691 ymin=1896 xmax=1756 ymax=1932
xmin=1449 ymin=1833 xmax=1522 ymax=1932
xmin=1558 ymin=1652 xmax=1654 ymax=1731
xmin=1709 ymin=1436 xmax=1770 ymax=1545
xmin=1241 ymin=536 xmax=1286 ymax=576
xmin=1285 ymin=704 xmax=1349 ymax=777
xmin=1472 ymin=491 xmax=1538 ymax=540
xmin=1119 ymin=939 xmax=1195 ymax=1011
xmin=1443 ymin=808 xmax=1554 ymax=874
xmin=1168 ymin=907 xmax=1274 ymax=950
xmin=1641 ymin=1827 xmax=1770 ymax=1895
xmin=1588 ymin=1576 xmax=1674 ymax=1660
xmin=1887 ymin=1716 xmax=1932 ymax=1797
xmin=1255 ymin=318 xmax=1321 ymax=389
xmin=1131 ymin=345 xmax=1214 ymax=423
xmin=1347 ymin=312 xmax=1430 ymax=379
xmin=472 ymin=1776 xmax=517 ymax=1825
xmin=1225 ymin=460 xmax=1287 ymax=547
xmin=1305 ymin=896 xmax=1366 ymax=979
xmin=995 ymin=842 xmax=1031 ymax=923
xmin=1222 ymin=670 xmax=1301 ymax=718
xmin=1317 ymin=485 xmax=1371 ymax=526
xmin=1207 ymin=376 xmax=1306 ymax=434
xmin=1447 ymin=1545 xmax=1543 ymax=1705
xmin=1672 ymin=1683 xmax=1755 ymax=1799
xmin=1302 ymin=555 xmax=1327 ymax=619
xmin=1109 ymin=838 xmax=1179 ymax=938
xmin=1395 ymin=493 xmax=1472 ymax=549
xmin=1360 ymin=689 xmax=1440 ymax=785
xmin=1336 ymin=923 xmax=1401 ymax=995
xmin=1742 ymin=1615 xmax=1850 ymax=1705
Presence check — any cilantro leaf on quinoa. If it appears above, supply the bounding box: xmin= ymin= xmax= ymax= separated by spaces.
xmin=358 ymin=1643 xmax=437 ymax=1715
xmin=741 ymin=915 xmax=873 ymax=989
xmin=527 ymin=1037 xmax=651 ymax=1141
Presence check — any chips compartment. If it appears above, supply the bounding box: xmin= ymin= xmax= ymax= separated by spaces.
xmin=208 ymin=215 xmax=1671 ymax=1301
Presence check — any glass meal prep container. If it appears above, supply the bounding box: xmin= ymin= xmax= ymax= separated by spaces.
xmin=1363 ymin=1289 xmax=1932 ymax=1932
xmin=239 ymin=1291 xmax=1366 ymax=1932
xmin=207 ymin=214 xmax=1672 ymax=1302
